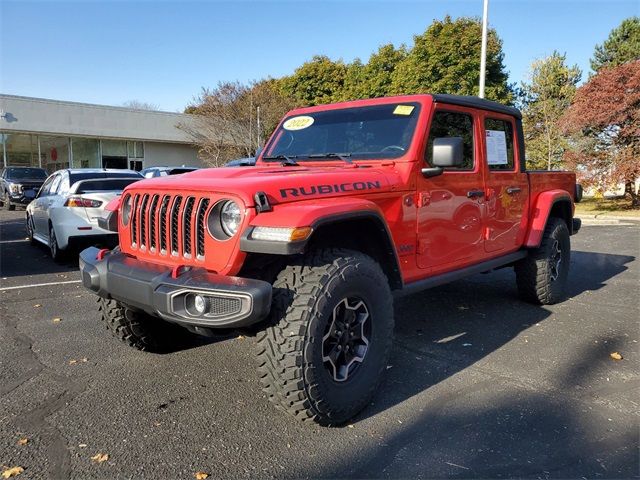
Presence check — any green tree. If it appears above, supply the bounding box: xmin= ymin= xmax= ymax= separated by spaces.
xmin=390 ymin=16 xmax=512 ymax=103
xmin=519 ymin=52 xmax=582 ymax=170
xmin=280 ymin=55 xmax=348 ymax=106
xmin=591 ymin=17 xmax=640 ymax=72
xmin=342 ymin=44 xmax=408 ymax=100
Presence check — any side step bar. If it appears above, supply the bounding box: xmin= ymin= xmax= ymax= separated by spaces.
xmin=396 ymin=250 xmax=528 ymax=298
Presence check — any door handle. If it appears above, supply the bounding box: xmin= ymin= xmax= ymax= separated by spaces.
xmin=506 ymin=186 xmax=522 ymax=194
xmin=467 ymin=190 xmax=485 ymax=199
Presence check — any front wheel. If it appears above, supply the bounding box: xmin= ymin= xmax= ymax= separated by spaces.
xmin=49 ymin=224 xmax=65 ymax=262
xmin=255 ymin=248 xmax=394 ymax=425
xmin=2 ymin=193 xmax=14 ymax=211
xmin=515 ymin=217 xmax=570 ymax=305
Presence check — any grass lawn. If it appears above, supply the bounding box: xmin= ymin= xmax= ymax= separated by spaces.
xmin=575 ymin=196 xmax=640 ymax=217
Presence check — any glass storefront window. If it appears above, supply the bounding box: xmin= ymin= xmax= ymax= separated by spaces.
xmin=39 ymin=136 xmax=70 ymax=173
xmin=102 ymin=140 xmax=127 ymax=157
xmin=127 ymin=140 xmax=144 ymax=158
xmin=72 ymin=138 xmax=100 ymax=168
xmin=1 ymin=133 xmax=39 ymax=167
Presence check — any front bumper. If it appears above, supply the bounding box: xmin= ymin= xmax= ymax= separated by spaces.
xmin=8 ymin=193 xmax=35 ymax=205
xmin=79 ymin=247 xmax=272 ymax=329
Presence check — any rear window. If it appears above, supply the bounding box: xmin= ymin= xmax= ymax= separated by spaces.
xmin=74 ymin=178 xmax=140 ymax=194
xmin=168 ymin=168 xmax=197 ymax=175
xmin=5 ymin=168 xmax=47 ymax=180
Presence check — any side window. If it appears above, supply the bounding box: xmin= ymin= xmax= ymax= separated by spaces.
xmin=485 ymin=118 xmax=515 ymax=171
xmin=49 ymin=175 xmax=62 ymax=195
xmin=58 ymin=174 xmax=70 ymax=196
xmin=426 ymin=111 xmax=475 ymax=170
xmin=38 ymin=175 xmax=56 ymax=197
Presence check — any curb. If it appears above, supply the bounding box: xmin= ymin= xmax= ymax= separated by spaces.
xmin=577 ymin=213 xmax=640 ymax=222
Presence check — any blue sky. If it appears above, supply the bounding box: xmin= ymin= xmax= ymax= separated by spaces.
xmin=1 ymin=1 xmax=638 ymax=112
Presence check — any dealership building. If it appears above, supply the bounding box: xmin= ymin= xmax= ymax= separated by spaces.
xmin=0 ymin=94 xmax=205 ymax=173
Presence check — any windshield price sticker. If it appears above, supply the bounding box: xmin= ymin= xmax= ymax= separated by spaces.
xmin=486 ymin=129 xmax=508 ymax=165
xmin=393 ymin=105 xmax=415 ymax=115
xmin=283 ymin=116 xmax=315 ymax=131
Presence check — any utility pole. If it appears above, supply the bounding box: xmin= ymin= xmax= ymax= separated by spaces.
xmin=479 ymin=0 xmax=489 ymax=98
xmin=256 ymin=106 xmax=261 ymax=148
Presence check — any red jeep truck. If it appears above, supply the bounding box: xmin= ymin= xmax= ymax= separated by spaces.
xmin=80 ymin=94 xmax=581 ymax=425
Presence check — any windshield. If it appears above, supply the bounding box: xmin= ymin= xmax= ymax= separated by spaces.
xmin=5 ymin=168 xmax=47 ymax=180
xmin=264 ymin=103 xmax=421 ymax=161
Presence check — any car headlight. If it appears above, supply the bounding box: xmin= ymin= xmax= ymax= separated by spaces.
xmin=207 ymin=200 xmax=242 ymax=240
xmin=9 ymin=183 xmax=20 ymax=194
xmin=220 ymin=200 xmax=241 ymax=236
xmin=121 ymin=194 xmax=132 ymax=226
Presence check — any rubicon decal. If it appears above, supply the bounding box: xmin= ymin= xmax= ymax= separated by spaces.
xmin=280 ymin=181 xmax=382 ymax=199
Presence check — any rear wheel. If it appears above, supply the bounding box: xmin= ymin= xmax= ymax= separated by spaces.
xmin=97 ymin=297 xmax=195 ymax=353
xmin=515 ymin=217 xmax=570 ymax=305
xmin=49 ymin=223 xmax=65 ymax=262
xmin=255 ymin=248 xmax=394 ymax=425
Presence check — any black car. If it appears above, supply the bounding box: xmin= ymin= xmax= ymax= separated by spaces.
xmin=0 ymin=167 xmax=48 ymax=210
xmin=225 ymin=157 xmax=256 ymax=167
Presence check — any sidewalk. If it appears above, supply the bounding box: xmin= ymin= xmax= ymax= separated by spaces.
xmin=578 ymin=213 xmax=640 ymax=225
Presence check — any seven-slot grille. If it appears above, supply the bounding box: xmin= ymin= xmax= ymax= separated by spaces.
xmin=128 ymin=193 xmax=211 ymax=260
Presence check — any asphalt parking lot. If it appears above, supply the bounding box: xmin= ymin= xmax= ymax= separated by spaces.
xmin=1 ymin=208 xmax=638 ymax=479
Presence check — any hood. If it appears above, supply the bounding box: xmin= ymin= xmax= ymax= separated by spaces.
xmin=8 ymin=178 xmax=45 ymax=184
xmin=127 ymin=165 xmax=402 ymax=206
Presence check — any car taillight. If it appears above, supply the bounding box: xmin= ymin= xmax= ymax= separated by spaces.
xmin=64 ymin=196 xmax=103 ymax=208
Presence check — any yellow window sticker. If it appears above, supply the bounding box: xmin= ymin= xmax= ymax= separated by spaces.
xmin=393 ymin=105 xmax=415 ymax=115
xmin=283 ymin=115 xmax=315 ymax=131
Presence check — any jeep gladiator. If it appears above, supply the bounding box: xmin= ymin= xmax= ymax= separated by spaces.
xmin=80 ymin=94 xmax=581 ymax=425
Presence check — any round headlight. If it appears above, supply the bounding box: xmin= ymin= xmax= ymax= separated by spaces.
xmin=122 ymin=194 xmax=132 ymax=226
xmin=220 ymin=200 xmax=241 ymax=237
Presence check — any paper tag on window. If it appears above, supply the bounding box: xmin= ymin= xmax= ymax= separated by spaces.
xmin=486 ymin=130 xmax=508 ymax=165
xmin=393 ymin=105 xmax=414 ymax=115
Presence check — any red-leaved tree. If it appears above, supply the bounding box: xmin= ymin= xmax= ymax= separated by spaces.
xmin=561 ymin=60 xmax=640 ymax=206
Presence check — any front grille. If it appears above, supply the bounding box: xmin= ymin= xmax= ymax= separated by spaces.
xmin=209 ymin=296 xmax=242 ymax=317
xmin=129 ymin=192 xmax=211 ymax=261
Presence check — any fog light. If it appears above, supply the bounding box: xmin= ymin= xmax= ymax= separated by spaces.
xmin=185 ymin=293 xmax=209 ymax=316
xmin=193 ymin=294 xmax=207 ymax=314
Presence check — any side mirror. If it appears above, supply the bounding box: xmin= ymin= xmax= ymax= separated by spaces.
xmin=422 ymin=137 xmax=464 ymax=178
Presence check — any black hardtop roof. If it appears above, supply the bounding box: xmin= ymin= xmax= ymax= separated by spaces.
xmin=431 ymin=94 xmax=522 ymax=119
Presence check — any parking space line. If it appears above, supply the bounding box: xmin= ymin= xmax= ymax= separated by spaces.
xmin=0 ymin=280 xmax=82 ymax=291
xmin=0 ymin=239 xmax=29 ymax=244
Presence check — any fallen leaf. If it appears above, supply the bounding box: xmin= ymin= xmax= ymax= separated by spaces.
xmin=52 ymin=318 xmax=62 ymax=323
xmin=68 ymin=360 xmax=77 ymax=365
xmin=78 ymin=443 xmax=87 ymax=448
xmin=91 ymin=453 xmax=109 ymax=464
xmin=1 ymin=467 xmax=24 ymax=479
xmin=610 ymin=352 xmax=623 ymax=361
xmin=81 ymin=358 xmax=88 ymax=362
xmin=194 ymin=472 xmax=209 ymax=480
xmin=347 ymin=424 xmax=354 ymax=429
xmin=17 ymin=438 xmax=28 ymax=446
xmin=33 ymin=304 xmax=41 ymax=308
xmin=237 ymin=335 xmax=245 ymax=340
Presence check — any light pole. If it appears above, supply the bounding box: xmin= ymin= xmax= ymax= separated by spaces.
xmin=479 ymin=0 xmax=489 ymax=98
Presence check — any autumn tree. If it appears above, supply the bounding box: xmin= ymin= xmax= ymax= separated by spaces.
xmin=181 ymin=79 xmax=295 ymax=166
xmin=591 ymin=17 xmax=640 ymax=72
xmin=390 ymin=16 xmax=513 ymax=103
xmin=519 ymin=52 xmax=582 ymax=170
xmin=279 ymin=55 xmax=348 ymax=106
xmin=561 ymin=61 xmax=640 ymax=206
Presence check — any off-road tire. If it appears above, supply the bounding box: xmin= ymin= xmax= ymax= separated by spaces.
xmin=97 ymin=297 xmax=194 ymax=353
xmin=515 ymin=217 xmax=570 ymax=305
xmin=255 ymin=248 xmax=394 ymax=426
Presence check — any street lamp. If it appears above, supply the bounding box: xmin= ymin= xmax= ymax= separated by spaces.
xmin=479 ymin=0 xmax=489 ymax=98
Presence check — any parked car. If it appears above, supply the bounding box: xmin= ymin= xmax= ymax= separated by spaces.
xmin=140 ymin=166 xmax=199 ymax=178
xmin=80 ymin=94 xmax=581 ymax=425
xmin=225 ymin=157 xmax=256 ymax=167
xmin=26 ymin=169 xmax=143 ymax=260
xmin=0 ymin=166 xmax=48 ymax=210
